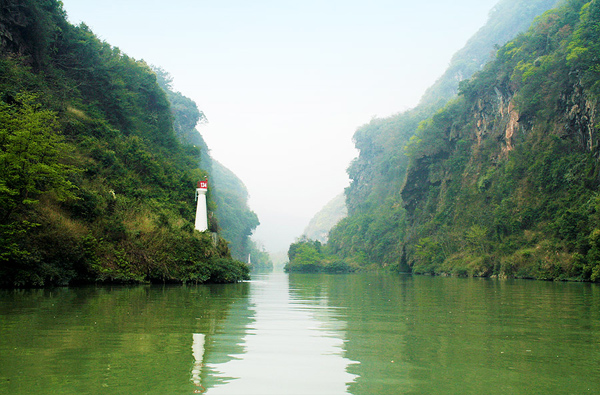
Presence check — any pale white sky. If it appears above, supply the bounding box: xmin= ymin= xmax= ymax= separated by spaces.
xmin=62 ymin=0 xmax=498 ymax=253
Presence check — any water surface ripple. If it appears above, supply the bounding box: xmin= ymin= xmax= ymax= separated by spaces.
xmin=1 ymin=272 xmax=599 ymax=394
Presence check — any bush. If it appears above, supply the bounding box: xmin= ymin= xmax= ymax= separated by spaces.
xmin=206 ymin=258 xmax=250 ymax=283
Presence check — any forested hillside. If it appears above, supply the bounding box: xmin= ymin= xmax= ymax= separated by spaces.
xmin=287 ymin=0 xmax=571 ymax=275
xmin=0 ymin=0 xmax=249 ymax=286
xmin=402 ymin=0 xmax=600 ymax=281
xmin=419 ymin=0 xmax=562 ymax=108
xmin=328 ymin=0 xmax=560 ymax=270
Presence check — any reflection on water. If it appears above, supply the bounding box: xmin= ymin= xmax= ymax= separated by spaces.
xmin=1 ymin=273 xmax=600 ymax=394
xmin=292 ymin=273 xmax=600 ymax=395
xmin=191 ymin=333 xmax=206 ymax=392
xmin=0 ymin=283 xmax=250 ymax=395
xmin=288 ymin=273 xmax=418 ymax=395
xmin=201 ymin=272 xmax=357 ymax=394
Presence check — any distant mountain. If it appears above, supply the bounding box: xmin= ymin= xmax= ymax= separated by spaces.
xmin=419 ymin=0 xmax=562 ymax=108
xmin=302 ymin=193 xmax=347 ymax=243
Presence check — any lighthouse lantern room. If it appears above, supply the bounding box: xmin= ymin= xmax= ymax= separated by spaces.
xmin=195 ymin=180 xmax=209 ymax=231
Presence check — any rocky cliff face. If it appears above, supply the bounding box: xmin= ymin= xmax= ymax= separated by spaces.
xmin=400 ymin=0 xmax=600 ymax=281
xmin=563 ymin=81 xmax=598 ymax=154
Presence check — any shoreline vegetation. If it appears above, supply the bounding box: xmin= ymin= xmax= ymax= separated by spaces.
xmin=284 ymin=238 xmax=596 ymax=282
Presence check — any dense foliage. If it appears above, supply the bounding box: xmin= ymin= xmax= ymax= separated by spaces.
xmin=0 ymin=0 xmax=249 ymax=286
xmin=402 ymin=0 xmax=600 ymax=281
xmin=285 ymin=238 xmax=355 ymax=274
xmin=315 ymin=0 xmax=560 ymax=274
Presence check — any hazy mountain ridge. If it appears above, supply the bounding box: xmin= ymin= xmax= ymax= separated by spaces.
xmin=302 ymin=193 xmax=347 ymax=243
xmin=211 ymin=160 xmax=273 ymax=268
xmin=419 ymin=0 xmax=562 ymax=108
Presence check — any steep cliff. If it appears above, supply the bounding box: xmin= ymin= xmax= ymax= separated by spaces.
xmin=402 ymin=0 xmax=600 ymax=280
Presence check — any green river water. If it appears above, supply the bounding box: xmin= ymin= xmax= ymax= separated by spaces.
xmin=1 ymin=272 xmax=599 ymax=394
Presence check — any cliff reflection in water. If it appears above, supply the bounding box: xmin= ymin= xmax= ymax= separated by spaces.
xmin=196 ymin=284 xmax=255 ymax=392
xmin=290 ymin=274 xmax=600 ymax=395
xmin=292 ymin=273 xmax=418 ymax=395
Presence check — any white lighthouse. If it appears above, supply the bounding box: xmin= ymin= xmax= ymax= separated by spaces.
xmin=195 ymin=179 xmax=209 ymax=232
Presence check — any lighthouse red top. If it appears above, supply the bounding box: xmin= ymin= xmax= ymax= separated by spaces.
xmin=197 ymin=180 xmax=208 ymax=189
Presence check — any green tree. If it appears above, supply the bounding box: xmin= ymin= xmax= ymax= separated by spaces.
xmin=0 ymin=93 xmax=77 ymax=268
xmin=286 ymin=239 xmax=324 ymax=272
xmin=465 ymin=224 xmax=489 ymax=254
xmin=0 ymin=94 xmax=77 ymax=223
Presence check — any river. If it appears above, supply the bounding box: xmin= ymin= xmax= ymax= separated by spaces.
xmin=1 ymin=272 xmax=599 ymax=394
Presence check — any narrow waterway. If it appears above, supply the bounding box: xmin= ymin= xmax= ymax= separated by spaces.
xmin=1 ymin=272 xmax=599 ymax=394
